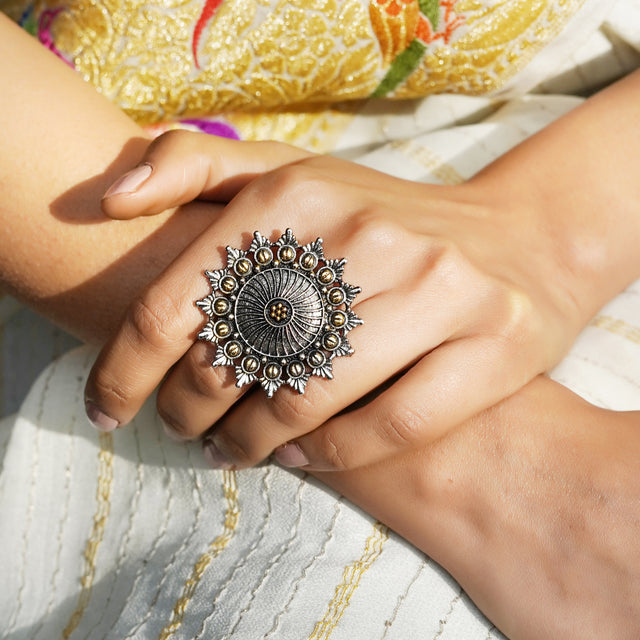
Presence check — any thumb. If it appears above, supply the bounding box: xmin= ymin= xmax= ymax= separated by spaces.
xmin=101 ymin=130 xmax=313 ymax=220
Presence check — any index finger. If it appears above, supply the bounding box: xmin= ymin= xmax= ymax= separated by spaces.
xmin=85 ymin=141 xmax=317 ymax=430
xmin=84 ymin=258 xmax=211 ymax=430
xmin=84 ymin=201 xmax=278 ymax=429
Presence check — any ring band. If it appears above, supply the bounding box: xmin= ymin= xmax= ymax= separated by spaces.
xmin=196 ymin=229 xmax=363 ymax=396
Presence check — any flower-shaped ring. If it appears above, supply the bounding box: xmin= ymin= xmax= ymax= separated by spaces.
xmin=196 ymin=229 xmax=363 ymax=396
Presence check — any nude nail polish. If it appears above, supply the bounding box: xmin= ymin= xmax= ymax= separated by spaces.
xmin=203 ymin=438 xmax=234 ymax=470
xmin=85 ymin=401 xmax=119 ymax=432
xmin=103 ymin=163 xmax=152 ymax=198
xmin=274 ymin=443 xmax=310 ymax=468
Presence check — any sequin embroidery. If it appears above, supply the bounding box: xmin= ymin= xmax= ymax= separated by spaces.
xmin=11 ymin=0 xmax=586 ymax=138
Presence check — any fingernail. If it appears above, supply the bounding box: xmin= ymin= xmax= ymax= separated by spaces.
xmin=160 ymin=417 xmax=188 ymax=442
xmin=103 ymin=163 xmax=152 ymax=198
xmin=85 ymin=400 xmax=119 ymax=432
xmin=203 ymin=438 xmax=234 ymax=470
xmin=274 ymin=443 xmax=309 ymax=468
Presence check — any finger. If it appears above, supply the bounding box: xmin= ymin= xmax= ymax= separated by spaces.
xmin=84 ymin=269 xmax=209 ymax=431
xmin=101 ymin=130 xmax=313 ymax=219
xmin=85 ymin=168 xmax=361 ymax=431
xmin=155 ymin=340 xmax=249 ymax=442
xmin=274 ymin=334 xmax=536 ymax=471
xmin=196 ymin=285 xmax=466 ymax=469
xmin=154 ymin=213 xmax=425 ymax=443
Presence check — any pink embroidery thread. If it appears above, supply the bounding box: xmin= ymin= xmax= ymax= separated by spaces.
xmin=38 ymin=8 xmax=75 ymax=68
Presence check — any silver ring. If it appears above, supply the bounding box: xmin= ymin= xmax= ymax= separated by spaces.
xmin=196 ymin=229 xmax=363 ymax=396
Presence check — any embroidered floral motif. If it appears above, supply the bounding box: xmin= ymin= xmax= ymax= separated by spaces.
xmin=144 ymin=118 xmax=241 ymax=140
xmin=18 ymin=3 xmax=38 ymax=36
xmin=19 ymin=4 xmax=75 ymax=67
xmin=37 ymin=7 xmax=75 ymax=68
xmin=370 ymin=0 xmax=466 ymax=97
xmin=14 ymin=0 xmax=587 ymax=128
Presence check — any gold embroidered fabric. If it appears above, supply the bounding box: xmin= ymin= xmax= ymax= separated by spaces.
xmin=11 ymin=0 xmax=585 ymax=126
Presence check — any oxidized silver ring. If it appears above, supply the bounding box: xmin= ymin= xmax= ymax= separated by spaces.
xmin=196 ymin=229 xmax=363 ymax=396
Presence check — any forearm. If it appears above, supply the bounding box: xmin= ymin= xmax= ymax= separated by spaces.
xmin=315 ymin=379 xmax=640 ymax=639
xmin=468 ymin=70 xmax=640 ymax=325
xmin=0 ymin=15 xmax=213 ymax=342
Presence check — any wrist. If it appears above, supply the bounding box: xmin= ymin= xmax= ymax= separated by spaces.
xmin=466 ymin=72 xmax=640 ymax=328
xmin=468 ymin=163 xmax=640 ymax=335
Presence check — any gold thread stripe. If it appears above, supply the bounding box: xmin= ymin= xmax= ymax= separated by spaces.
xmin=31 ymin=355 xmax=87 ymax=640
xmin=158 ymin=470 xmax=240 ymax=640
xmin=308 ymin=522 xmax=389 ymax=640
xmin=591 ymin=315 xmax=640 ymax=345
xmin=389 ymin=139 xmax=465 ymax=185
xmin=61 ymin=432 xmax=114 ymax=639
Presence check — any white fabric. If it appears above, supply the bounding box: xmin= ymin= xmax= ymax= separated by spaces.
xmin=2 ymin=279 xmax=640 ymax=640
xmin=2 ymin=3 xmax=640 ymax=638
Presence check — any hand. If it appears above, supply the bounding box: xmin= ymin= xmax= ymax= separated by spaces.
xmin=85 ymin=130 xmax=586 ymax=470
xmin=317 ymin=377 xmax=640 ymax=639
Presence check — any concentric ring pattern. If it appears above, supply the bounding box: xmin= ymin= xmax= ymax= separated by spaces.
xmin=235 ymin=269 xmax=324 ymax=357
xmin=197 ymin=229 xmax=362 ymax=396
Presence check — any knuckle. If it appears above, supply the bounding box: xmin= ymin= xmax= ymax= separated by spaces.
xmin=256 ymin=139 xmax=306 ymax=159
xmin=410 ymin=240 xmax=479 ymax=311
xmin=216 ymin=431 xmax=256 ymax=467
xmin=268 ymin=383 xmax=320 ymax=431
xmin=126 ymin=285 xmax=184 ymax=351
xmin=423 ymin=239 xmax=468 ymax=283
xmin=155 ymin=387 xmax=197 ymax=440
xmin=157 ymin=408 xmax=194 ymax=440
xmin=314 ymin=431 xmax=351 ymax=471
xmin=346 ymin=211 xmax=413 ymax=253
xmin=374 ymin=402 xmax=426 ymax=449
xmin=261 ymin=163 xmax=325 ymax=207
xmin=186 ymin=352 xmax=230 ymax=400
xmin=503 ymin=287 xmax=536 ymax=332
xmin=156 ymin=350 xmax=232 ymax=440
xmin=148 ymin=128 xmax=193 ymax=153
xmin=492 ymin=286 xmax=538 ymax=345
xmin=89 ymin=367 xmax=131 ymax=414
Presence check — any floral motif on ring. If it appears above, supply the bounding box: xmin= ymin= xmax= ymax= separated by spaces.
xmin=196 ymin=229 xmax=363 ymax=396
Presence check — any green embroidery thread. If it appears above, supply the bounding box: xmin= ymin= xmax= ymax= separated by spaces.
xmin=20 ymin=7 xmax=38 ymax=36
xmin=371 ymin=39 xmax=427 ymax=98
xmin=418 ymin=0 xmax=440 ymax=30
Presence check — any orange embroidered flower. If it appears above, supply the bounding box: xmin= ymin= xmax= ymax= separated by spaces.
xmin=370 ymin=0 xmax=465 ymax=65
xmin=369 ymin=0 xmax=420 ymax=65
xmin=415 ymin=0 xmax=465 ymax=45
xmin=369 ymin=0 xmax=466 ymax=98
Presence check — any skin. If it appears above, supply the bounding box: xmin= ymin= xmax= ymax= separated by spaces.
xmin=86 ymin=68 xmax=640 ymax=472
xmin=87 ymin=133 xmax=587 ymax=467
xmin=2 ymin=12 xmax=640 ymax=637
xmin=0 ymin=14 xmax=213 ymax=341
xmin=316 ymin=377 xmax=640 ymax=640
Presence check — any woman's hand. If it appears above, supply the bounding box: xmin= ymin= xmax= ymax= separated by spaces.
xmin=84 ymin=130 xmax=588 ymax=470
xmin=317 ymin=377 xmax=640 ymax=639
